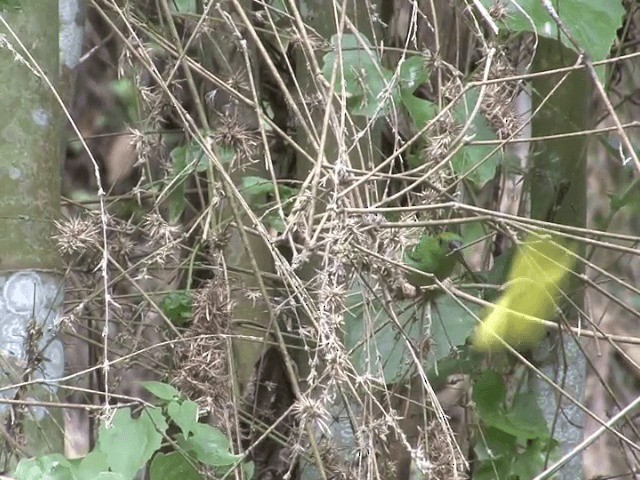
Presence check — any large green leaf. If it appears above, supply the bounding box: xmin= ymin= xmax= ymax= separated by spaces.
xmin=240 ymin=176 xmax=297 ymax=232
xmin=473 ymin=428 xmax=558 ymax=480
xmin=149 ymin=452 xmax=202 ymax=480
xmin=473 ymin=456 xmax=512 ymax=480
xmin=472 ymin=372 xmax=557 ymax=477
xmin=482 ymin=0 xmax=624 ymax=82
xmin=608 ymin=175 xmax=640 ymax=213
xmin=74 ymin=451 xmax=110 ymax=480
xmin=401 ymin=93 xmax=438 ymax=130
xmin=240 ymin=176 xmax=297 ymax=203
xmin=429 ymin=294 xmax=479 ymax=367
xmin=322 ymin=34 xmax=398 ymax=118
xmin=344 ymin=292 xmax=422 ymax=383
xmin=14 ymin=455 xmax=73 ymax=480
xmin=160 ymin=291 xmax=193 ymax=326
xmin=473 ymin=371 xmax=550 ymax=440
xmin=398 ymin=56 xmax=432 ymax=93
xmin=169 ymin=0 xmax=197 ymax=13
xmin=452 ymin=90 xmax=501 ymax=187
xmin=344 ymin=280 xmax=477 ymax=383
xmin=512 ymin=438 xmax=559 ymax=479
xmin=96 ymin=407 xmax=168 ymax=479
xmin=168 ymin=399 xmax=199 ymax=439
xmin=141 ymin=380 xmax=180 ymax=402
xmin=178 ymin=423 xmax=241 ymax=467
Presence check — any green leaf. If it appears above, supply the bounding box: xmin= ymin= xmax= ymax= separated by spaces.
xmin=168 ymin=145 xmax=188 ymax=223
xmin=271 ymin=0 xmax=289 ymax=15
xmin=241 ymin=176 xmax=297 ymax=204
xmin=401 ymin=93 xmax=438 ymax=130
xmin=216 ymin=146 xmax=235 ymax=166
xmin=161 ymin=291 xmax=192 ymax=326
xmin=322 ymin=33 xmax=398 ymax=118
xmin=168 ymin=141 xmax=207 ymax=223
xmin=73 ymin=450 xmax=110 ymax=480
xmin=96 ymin=407 xmax=167 ymax=478
xmin=406 ymin=151 xmax=425 ymax=169
xmin=473 ymin=372 xmax=550 ymax=440
xmin=110 ymin=79 xmax=139 ymax=123
xmin=269 ymin=0 xmax=298 ymax=31
xmin=473 ymin=370 xmax=506 ymax=412
xmin=168 ymin=138 xmax=231 ymax=223
xmin=473 ymin=457 xmax=512 ymax=480
xmin=506 ymin=392 xmax=550 ymax=439
xmin=474 ymin=433 xmax=558 ymax=480
xmin=180 ymin=423 xmax=241 ymax=467
xmin=473 ymin=425 xmax=518 ymax=479
xmin=399 ymin=56 xmax=431 ymax=93
xmin=608 ymin=176 xmax=640 ymax=213
xmin=429 ymin=295 xmax=479 ymax=366
xmin=240 ymin=177 xmax=297 ymax=231
xmin=460 ymin=221 xmax=486 ymax=248
xmin=14 ymin=455 xmax=73 ymax=480
xmin=149 ymin=452 xmax=202 ymax=480
xmin=241 ymin=176 xmax=276 ymax=199
xmin=169 ymin=0 xmax=197 ymax=13
xmin=169 ymin=138 xmax=211 ymax=174
xmin=265 ymin=212 xmax=287 ymax=233
xmin=186 ymin=141 xmax=208 ymax=172
xmin=168 ymin=399 xmax=199 ymax=439
xmin=244 ymin=460 xmax=255 ymax=479
xmin=513 ymin=438 xmax=559 ymax=479
xmin=344 ymin=280 xmax=477 ymax=383
xmin=428 ymin=349 xmax=481 ymax=390
xmin=473 ymin=427 xmax=517 ymax=462
xmin=344 ymin=289 xmax=423 ymax=383
xmin=452 ymin=90 xmax=501 ymax=187
xmin=141 ymin=381 xmax=180 ymax=402
xmin=482 ymin=0 xmax=624 ymax=83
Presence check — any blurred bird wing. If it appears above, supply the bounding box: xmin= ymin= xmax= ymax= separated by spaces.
xmin=473 ymin=235 xmax=575 ymax=351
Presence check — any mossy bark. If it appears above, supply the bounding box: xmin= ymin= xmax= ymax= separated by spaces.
xmin=0 ymin=0 xmax=65 ymax=464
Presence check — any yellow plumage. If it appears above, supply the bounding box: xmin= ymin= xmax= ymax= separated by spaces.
xmin=473 ymin=235 xmax=575 ymax=351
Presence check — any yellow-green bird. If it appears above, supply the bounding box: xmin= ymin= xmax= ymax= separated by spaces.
xmin=404 ymin=232 xmax=464 ymax=289
xmin=473 ymin=235 xmax=575 ymax=351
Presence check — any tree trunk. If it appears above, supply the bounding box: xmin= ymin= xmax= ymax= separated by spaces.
xmin=0 ymin=0 xmax=65 ymax=463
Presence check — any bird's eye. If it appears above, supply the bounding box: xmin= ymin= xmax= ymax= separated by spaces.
xmin=448 ymin=240 xmax=462 ymax=252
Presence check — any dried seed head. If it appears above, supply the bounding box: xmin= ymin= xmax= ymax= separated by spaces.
xmin=292 ymin=394 xmax=332 ymax=435
xmin=55 ymin=215 xmax=101 ymax=258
